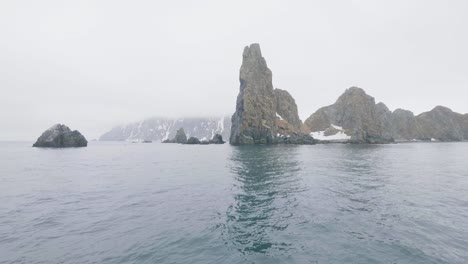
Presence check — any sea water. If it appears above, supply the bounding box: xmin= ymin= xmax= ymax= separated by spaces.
xmin=0 ymin=142 xmax=467 ymax=263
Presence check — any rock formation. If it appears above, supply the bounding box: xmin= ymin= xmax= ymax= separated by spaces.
xmin=275 ymin=89 xmax=302 ymax=129
xmin=304 ymin=87 xmax=394 ymax=143
xmin=100 ymin=116 xmax=230 ymax=142
xmin=33 ymin=124 xmax=87 ymax=148
xmin=416 ymin=106 xmax=466 ymax=141
xmin=163 ymin=128 xmax=188 ymax=143
xmin=186 ymin=137 xmax=200 ymax=144
xmin=230 ymin=44 xmax=277 ymax=145
xmin=173 ymin=128 xmax=188 ymax=143
xmin=277 ymin=133 xmax=316 ymax=145
xmin=304 ymin=88 xmax=468 ymax=143
xmin=230 ymin=43 xmax=315 ymax=145
xmin=274 ymin=88 xmax=305 ymax=136
xmin=209 ymin=134 xmax=225 ymax=144
xmin=461 ymin=114 xmax=468 ymax=139
xmin=163 ymin=130 xmax=226 ymax=145
xmin=390 ymin=109 xmax=423 ymax=141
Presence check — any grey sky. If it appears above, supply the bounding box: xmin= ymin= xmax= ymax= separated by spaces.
xmin=1 ymin=0 xmax=467 ymax=141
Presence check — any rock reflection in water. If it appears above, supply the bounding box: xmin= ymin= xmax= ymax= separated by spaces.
xmin=224 ymin=145 xmax=305 ymax=254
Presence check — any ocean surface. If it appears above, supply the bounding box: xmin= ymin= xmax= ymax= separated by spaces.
xmin=1 ymin=141 xmax=467 ymax=264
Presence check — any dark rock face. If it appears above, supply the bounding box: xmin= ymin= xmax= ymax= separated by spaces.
xmin=163 ymin=128 xmax=188 ymax=143
xmin=33 ymin=124 xmax=87 ymax=148
xmin=416 ymin=106 xmax=465 ymax=141
xmin=461 ymin=114 xmax=468 ymax=139
xmin=274 ymin=88 xmax=302 ymax=132
xmin=163 ymin=130 xmax=226 ymax=145
xmin=304 ymin=87 xmax=394 ymax=143
xmin=186 ymin=137 xmax=200 ymax=144
xmin=230 ymin=44 xmax=277 ymax=145
xmin=209 ymin=134 xmax=225 ymax=144
xmin=277 ymin=133 xmax=316 ymax=145
xmin=391 ymin=109 xmax=423 ymax=140
xmin=174 ymin=128 xmax=188 ymax=143
xmin=304 ymin=88 xmax=468 ymax=143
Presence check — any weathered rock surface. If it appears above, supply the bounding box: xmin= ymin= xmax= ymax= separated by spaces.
xmin=186 ymin=137 xmax=200 ymax=144
xmin=230 ymin=44 xmax=277 ymax=145
xmin=174 ymin=128 xmax=187 ymax=143
xmin=461 ymin=114 xmax=468 ymax=139
xmin=277 ymin=133 xmax=316 ymax=145
xmin=304 ymin=87 xmax=394 ymax=143
xmin=230 ymin=44 xmax=314 ymax=145
xmin=274 ymin=88 xmax=302 ymax=132
xmin=163 ymin=128 xmax=188 ymax=144
xmin=304 ymin=88 xmax=468 ymax=143
xmin=390 ymin=109 xmax=423 ymax=140
xmin=415 ymin=106 xmax=466 ymax=141
xmin=231 ymin=44 xmax=468 ymax=144
xmin=33 ymin=124 xmax=87 ymax=148
xmin=209 ymin=134 xmax=225 ymax=144
xmin=162 ymin=130 xmax=226 ymax=145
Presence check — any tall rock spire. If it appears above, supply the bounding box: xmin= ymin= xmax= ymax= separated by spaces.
xmin=230 ymin=44 xmax=277 ymax=145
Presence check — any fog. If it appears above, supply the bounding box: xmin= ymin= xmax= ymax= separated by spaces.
xmin=1 ymin=0 xmax=467 ymax=141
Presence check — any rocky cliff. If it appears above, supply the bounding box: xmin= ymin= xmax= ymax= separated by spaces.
xmin=274 ymin=88 xmax=303 ymax=135
xmin=33 ymin=124 xmax=87 ymax=148
xmin=304 ymin=88 xmax=468 ymax=143
xmin=304 ymin=87 xmax=394 ymax=143
xmin=100 ymin=116 xmax=230 ymax=142
xmin=390 ymin=109 xmax=423 ymax=140
xmin=415 ymin=106 xmax=466 ymax=141
xmin=230 ymin=44 xmax=277 ymax=145
xmin=461 ymin=114 xmax=468 ymax=139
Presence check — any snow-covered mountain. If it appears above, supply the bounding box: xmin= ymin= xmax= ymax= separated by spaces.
xmin=99 ymin=116 xmax=231 ymax=142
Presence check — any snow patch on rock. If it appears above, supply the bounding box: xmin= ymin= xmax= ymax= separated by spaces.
xmin=310 ymin=124 xmax=351 ymax=141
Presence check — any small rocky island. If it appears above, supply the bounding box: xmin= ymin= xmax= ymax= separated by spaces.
xmin=33 ymin=124 xmax=88 ymax=148
xmin=162 ymin=128 xmax=225 ymax=145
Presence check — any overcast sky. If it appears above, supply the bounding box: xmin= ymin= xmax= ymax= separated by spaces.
xmin=1 ymin=0 xmax=467 ymax=140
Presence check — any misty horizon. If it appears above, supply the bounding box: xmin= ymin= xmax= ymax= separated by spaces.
xmin=1 ymin=1 xmax=467 ymax=141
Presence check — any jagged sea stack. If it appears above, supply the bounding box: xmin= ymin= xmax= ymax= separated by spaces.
xmin=33 ymin=124 xmax=87 ymax=148
xmin=230 ymin=44 xmax=277 ymax=145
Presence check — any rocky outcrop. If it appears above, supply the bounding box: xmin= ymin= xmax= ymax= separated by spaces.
xmin=415 ymin=106 xmax=465 ymax=141
xmin=100 ymin=116 xmax=230 ymax=142
xmin=391 ymin=109 xmax=423 ymax=141
xmin=209 ymin=134 xmax=225 ymax=144
xmin=230 ymin=44 xmax=277 ymax=145
xmin=174 ymin=128 xmax=188 ymax=143
xmin=274 ymin=88 xmax=302 ymax=131
xmin=461 ymin=114 xmax=468 ymax=139
xmin=304 ymin=87 xmax=394 ymax=143
xmin=33 ymin=124 xmax=87 ymax=148
xmin=304 ymin=88 xmax=468 ymax=143
xmin=230 ymin=44 xmax=315 ymax=145
xmin=186 ymin=137 xmax=200 ymax=144
xmin=163 ymin=130 xmax=226 ymax=145
xmin=163 ymin=128 xmax=187 ymax=143
xmin=277 ymin=133 xmax=316 ymax=145
xmin=231 ymin=44 xmax=468 ymax=144
xmin=274 ymin=88 xmax=305 ymax=137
